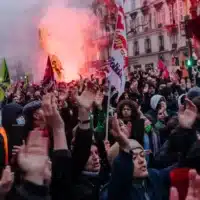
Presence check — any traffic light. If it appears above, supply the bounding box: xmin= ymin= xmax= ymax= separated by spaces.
xmin=185 ymin=57 xmax=197 ymax=68
xmin=186 ymin=59 xmax=193 ymax=67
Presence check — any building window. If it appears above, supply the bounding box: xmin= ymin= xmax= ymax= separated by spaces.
xmin=170 ymin=2 xmax=178 ymax=24
xmin=179 ymin=0 xmax=184 ymax=21
xmin=159 ymin=35 xmax=164 ymax=51
xmin=157 ymin=8 xmax=165 ymax=28
xmin=134 ymin=41 xmax=139 ymax=56
xmin=145 ymin=38 xmax=151 ymax=53
xmin=132 ymin=0 xmax=136 ymax=10
xmin=153 ymin=11 xmax=157 ymax=28
xmin=141 ymin=15 xmax=150 ymax=32
xmin=149 ymin=13 xmax=152 ymax=29
xmin=130 ymin=16 xmax=140 ymax=33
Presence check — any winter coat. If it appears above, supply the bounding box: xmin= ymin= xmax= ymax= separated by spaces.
xmin=72 ymin=127 xmax=110 ymax=200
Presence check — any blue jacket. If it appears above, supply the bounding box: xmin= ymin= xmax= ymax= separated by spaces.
xmin=107 ymin=151 xmax=171 ymax=200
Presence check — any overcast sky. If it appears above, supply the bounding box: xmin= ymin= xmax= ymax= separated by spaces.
xmin=0 ymin=0 xmax=93 ymax=80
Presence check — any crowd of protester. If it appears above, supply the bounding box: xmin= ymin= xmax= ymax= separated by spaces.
xmin=0 ymin=67 xmax=200 ymax=200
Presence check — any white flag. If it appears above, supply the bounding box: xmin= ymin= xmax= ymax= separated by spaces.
xmin=108 ymin=2 xmax=128 ymax=96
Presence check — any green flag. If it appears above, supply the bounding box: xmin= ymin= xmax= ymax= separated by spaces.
xmin=0 ymin=58 xmax=10 ymax=88
xmin=24 ymin=73 xmax=29 ymax=88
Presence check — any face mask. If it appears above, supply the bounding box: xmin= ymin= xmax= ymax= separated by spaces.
xmin=16 ymin=116 xmax=25 ymax=126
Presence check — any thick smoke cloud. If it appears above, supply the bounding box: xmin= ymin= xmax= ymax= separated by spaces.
xmin=0 ymin=0 xmax=94 ymax=82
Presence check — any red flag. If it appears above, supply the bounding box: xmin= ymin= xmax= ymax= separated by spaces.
xmin=157 ymin=59 xmax=165 ymax=71
xmin=42 ymin=56 xmax=55 ymax=87
xmin=157 ymin=59 xmax=169 ymax=79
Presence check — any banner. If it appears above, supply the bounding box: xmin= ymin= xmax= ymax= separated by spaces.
xmin=108 ymin=0 xmax=128 ymax=95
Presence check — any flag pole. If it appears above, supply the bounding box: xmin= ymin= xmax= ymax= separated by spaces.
xmin=105 ymin=3 xmax=120 ymax=141
xmin=105 ymin=81 xmax=111 ymax=141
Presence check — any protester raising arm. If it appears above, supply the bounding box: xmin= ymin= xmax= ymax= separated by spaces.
xmin=108 ymin=114 xmax=167 ymax=200
xmin=11 ymin=129 xmax=50 ymax=200
xmin=153 ymin=98 xmax=198 ymax=169
xmin=42 ymin=93 xmax=72 ymax=200
xmin=72 ymin=84 xmax=95 ymax=180
xmin=42 ymin=93 xmax=67 ymax=150
xmin=108 ymin=114 xmax=134 ymax=200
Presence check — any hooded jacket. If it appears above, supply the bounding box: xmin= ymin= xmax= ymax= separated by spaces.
xmin=108 ymin=151 xmax=171 ymax=200
xmin=150 ymin=95 xmax=164 ymax=111
xmin=146 ymin=95 xmax=164 ymax=124
xmin=72 ymin=128 xmax=110 ymax=200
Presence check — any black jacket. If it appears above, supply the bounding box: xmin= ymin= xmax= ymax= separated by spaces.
xmin=6 ymin=181 xmax=50 ymax=200
xmin=72 ymin=127 xmax=110 ymax=200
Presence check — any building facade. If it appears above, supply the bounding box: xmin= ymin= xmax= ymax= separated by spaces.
xmin=125 ymin=0 xmax=188 ymax=71
xmin=79 ymin=0 xmax=116 ymax=76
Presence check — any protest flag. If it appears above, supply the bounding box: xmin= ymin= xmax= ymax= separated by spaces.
xmin=50 ymin=55 xmax=64 ymax=81
xmin=157 ymin=59 xmax=169 ymax=79
xmin=42 ymin=56 xmax=55 ymax=90
xmin=106 ymin=0 xmax=128 ymax=140
xmin=108 ymin=0 xmax=128 ymax=96
xmin=0 ymin=58 xmax=11 ymax=89
xmin=24 ymin=73 xmax=29 ymax=89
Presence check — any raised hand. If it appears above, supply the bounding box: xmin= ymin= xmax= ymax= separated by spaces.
xmin=18 ymin=129 xmax=48 ymax=176
xmin=58 ymin=91 xmax=68 ymax=102
xmin=111 ymin=114 xmax=131 ymax=150
xmin=76 ymin=82 xmax=97 ymax=110
xmin=120 ymin=121 xmax=132 ymax=138
xmin=42 ymin=93 xmax=64 ymax=130
xmin=11 ymin=143 xmax=24 ymax=164
xmin=0 ymin=166 xmax=14 ymax=195
xmin=94 ymin=91 xmax=104 ymax=109
xmin=186 ymin=170 xmax=200 ymax=200
xmin=170 ymin=170 xmax=200 ymax=200
xmin=178 ymin=99 xmax=197 ymax=129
